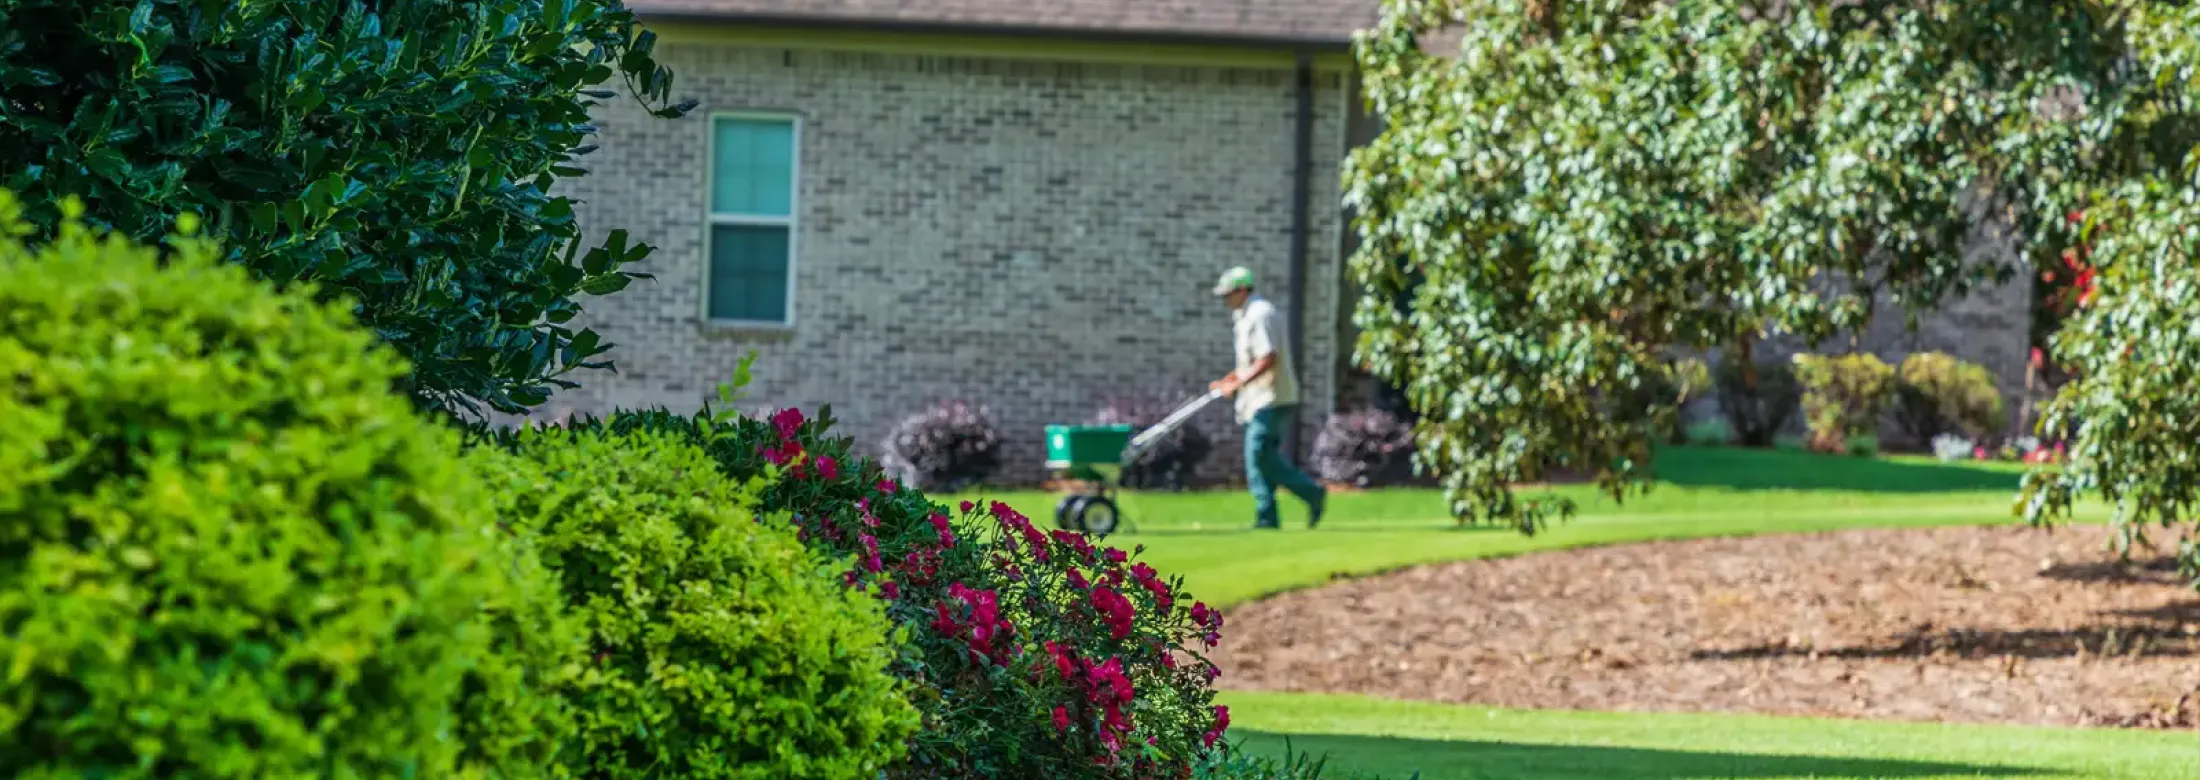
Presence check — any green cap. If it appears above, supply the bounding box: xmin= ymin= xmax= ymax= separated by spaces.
xmin=1211 ymin=266 xmax=1255 ymax=296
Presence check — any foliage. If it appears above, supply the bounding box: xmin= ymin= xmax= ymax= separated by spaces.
xmin=476 ymin=426 xmax=917 ymax=779
xmin=0 ymin=0 xmax=694 ymax=417
xmin=1682 ymin=418 xmax=1733 ymax=447
xmin=503 ymin=401 xmax=1233 ymax=778
xmin=2019 ymin=3 xmax=2200 ymax=566
xmin=882 ymin=400 xmax=1005 ymax=492
xmin=1346 ymin=0 xmax=2114 ymax=530
xmin=1092 ymin=390 xmax=1218 ymax=490
xmin=1845 ymin=433 xmax=1881 ymax=459
xmin=1793 ymin=353 xmax=1896 ymax=453
xmin=1193 ymin=741 xmax=1406 ymax=779
xmin=1312 ymin=408 xmax=1419 ymax=488
xmin=1893 ymin=352 xmax=2006 ymax=443
xmin=0 ymin=195 xmax=570 ymax=777
xmin=1714 ymin=357 xmax=1802 ymax=448
xmin=1629 ymin=356 xmax=1715 ymax=443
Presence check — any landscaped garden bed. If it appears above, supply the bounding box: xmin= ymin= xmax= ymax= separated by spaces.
xmin=1212 ymin=525 xmax=2200 ymax=731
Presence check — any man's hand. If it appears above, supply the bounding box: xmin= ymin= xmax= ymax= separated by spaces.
xmin=1209 ymin=375 xmax=1241 ymax=397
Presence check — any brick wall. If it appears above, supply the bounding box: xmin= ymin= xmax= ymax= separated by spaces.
xmin=550 ymin=43 xmax=1350 ymax=486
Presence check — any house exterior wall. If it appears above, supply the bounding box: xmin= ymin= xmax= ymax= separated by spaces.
xmin=553 ymin=41 xmax=1350 ymax=485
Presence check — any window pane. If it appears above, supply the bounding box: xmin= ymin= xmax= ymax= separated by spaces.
xmin=711 ymin=118 xmax=795 ymax=217
xmin=708 ymin=224 xmax=791 ymax=322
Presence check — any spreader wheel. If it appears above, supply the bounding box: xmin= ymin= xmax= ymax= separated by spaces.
xmin=1071 ymin=496 xmax=1120 ymax=536
xmin=1054 ymin=494 xmax=1091 ymax=531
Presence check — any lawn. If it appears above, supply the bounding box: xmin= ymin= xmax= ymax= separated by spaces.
xmin=962 ymin=446 xmax=2087 ymax=608
xmin=1219 ymin=692 xmax=2197 ymax=780
xmin=952 ymin=447 xmax=2196 ymax=780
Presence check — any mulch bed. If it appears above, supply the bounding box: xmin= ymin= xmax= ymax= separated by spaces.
xmin=1211 ymin=525 xmax=2200 ymax=730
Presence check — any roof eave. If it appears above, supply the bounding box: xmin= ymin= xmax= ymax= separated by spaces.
xmin=633 ymin=10 xmax=1358 ymax=52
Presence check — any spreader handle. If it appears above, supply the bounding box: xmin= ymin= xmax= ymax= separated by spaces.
xmin=1121 ymin=390 xmax=1224 ymax=465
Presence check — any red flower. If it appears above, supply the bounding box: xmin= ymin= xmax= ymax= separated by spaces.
xmin=859 ymin=534 xmax=883 ymax=573
xmin=878 ymin=478 xmax=899 ymax=494
xmin=1066 ymin=568 xmax=1090 ymax=591
xmin=771 ymin=407 xmax=805 ymax=441
xmin=928 ymin=512 xmax=956 ymax=547
xmin=761 ymin=442 xmax=803 ymax=466
xmin=1046 ymin=640 xmax=1077 ymax=679
xmin=817 ymin=455 xmax=840 ymax=480
xmin=1050 ymin=529 xmax=1096 ymax=561
xmin=960 ymin=500 xmax=976 ymax=513
xmin=1203 ymin=705 xmax=1231 ymax=748
xmin=880 ymin=581 xmax=901 ymax=600
xmin=1053 ymin=706 xmax=1072 ymax=733
xmin=1191 ymin=601 xmax=1216 ymax=628
xmin=1104 ymin=547 xmax=1128 ymax=564
xmin=1091 ymin=587 xmax=1136 ymax=639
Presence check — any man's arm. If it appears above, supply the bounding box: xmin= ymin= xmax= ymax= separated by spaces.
xmin=1212 ymin=354 xmax=1276 ymax=397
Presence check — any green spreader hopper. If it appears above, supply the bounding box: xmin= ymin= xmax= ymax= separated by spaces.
xmin=1040 ymin=389 xmax=1224 ymax=536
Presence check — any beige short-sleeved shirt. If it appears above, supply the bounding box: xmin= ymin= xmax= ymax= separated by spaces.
xmin=1231 ymin=296 xmax=1298 ymax=422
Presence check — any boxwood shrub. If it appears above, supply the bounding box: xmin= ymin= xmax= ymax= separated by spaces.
xmin=0 ymin=195 xmax=573 ymax=777
xmin=475 ymin=426 xmax=918 ymax=779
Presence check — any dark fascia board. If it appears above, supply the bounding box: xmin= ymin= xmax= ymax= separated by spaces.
xmin=633 ymin=10 xmax=1358 ymax=53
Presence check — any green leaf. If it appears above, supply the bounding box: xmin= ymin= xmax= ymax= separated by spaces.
xmin=250 ymin=203 xmax=279 ymax=236
xmin=83 ymin=148 xmax=131 ymax=183
xmin=580 ymin=273 xmax=631 ymax=295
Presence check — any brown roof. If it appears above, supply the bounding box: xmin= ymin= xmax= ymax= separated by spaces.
xmin=627 ymin=0 xmax=1377 ymax=47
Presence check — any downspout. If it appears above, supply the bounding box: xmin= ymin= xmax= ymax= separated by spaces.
xmin=1285 ymin=51 xmax=1315 ymax=461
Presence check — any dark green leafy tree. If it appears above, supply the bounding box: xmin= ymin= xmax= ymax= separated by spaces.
xmin=1347 ymin=0 xmax=2117 ymax=531
xmin=0 ymin=0 xmax=694 ymax=417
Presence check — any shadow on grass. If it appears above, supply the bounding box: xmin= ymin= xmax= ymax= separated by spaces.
xmin=1651 ymin=446 xmax=2022 ymax=494
xmin=1233 ymin=730 xmax=2062 ymax=779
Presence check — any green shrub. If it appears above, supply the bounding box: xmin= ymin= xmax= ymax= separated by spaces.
xmin=502 ymin=401 xmax=1236 ymax=778
xmin=1713 ymin=356 xmax=1801 ymax=447
xmin=1792 ymin=353 xmax=1895 ymax=453
xmin=1194 ymin=742 xmax=1403 ymax=779
xmin=0 ymin=194 xmax=572 ymax=776
xmin=1847 ymin=432 xmax=1882 ymax=458
xmin=476 ymin=426 xmax=918 ymax=779
xmin=0 ymin=0 xmax=693 ymax=416
xmin=1893 ymin=352 xmax=2006 ymax=442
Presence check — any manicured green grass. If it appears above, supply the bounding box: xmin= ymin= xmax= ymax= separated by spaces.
xmin=958 ymin=446 xmax=2088 ymax=608
xmin=946 ymin=447 xmax=2175 ymax=779
xmin=1220 ymin=692 xmax=2198 ymax=780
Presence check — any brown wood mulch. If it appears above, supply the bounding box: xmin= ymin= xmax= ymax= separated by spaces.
xmin=1211 ymin=525 xmax=2200 ymax=730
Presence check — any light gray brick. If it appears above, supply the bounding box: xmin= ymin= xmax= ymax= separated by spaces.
xmin=549 ymin=44 xmax=1349 ymax=485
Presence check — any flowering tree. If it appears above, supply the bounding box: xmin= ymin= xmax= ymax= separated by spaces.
xmin=1347 ymin=0 xmax=2123 ymax=531
xmin=2019 ymin=3 xmax=2200 ymax=558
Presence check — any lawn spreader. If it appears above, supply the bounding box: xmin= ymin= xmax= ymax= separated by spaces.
xmin=1044 ymin=389 xmax=1223 ymax=536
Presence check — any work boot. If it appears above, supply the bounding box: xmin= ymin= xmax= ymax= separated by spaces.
xmin=1307 ymin=487 xmax=1328 ymax=529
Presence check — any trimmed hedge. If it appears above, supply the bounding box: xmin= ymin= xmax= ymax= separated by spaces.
xmin=0 ymin=195 xmax=571 ymax=776
xmin=476 ymin=426 xmax=918 ymax=779
xmin=1894 ymin=352 xmax=2006 ymax=443
xmin=1794 ymin=353 xmax=1896 ymax=454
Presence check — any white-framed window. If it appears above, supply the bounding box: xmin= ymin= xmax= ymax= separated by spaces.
xmin=704 ymin=113 xmax=800 ymax=326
